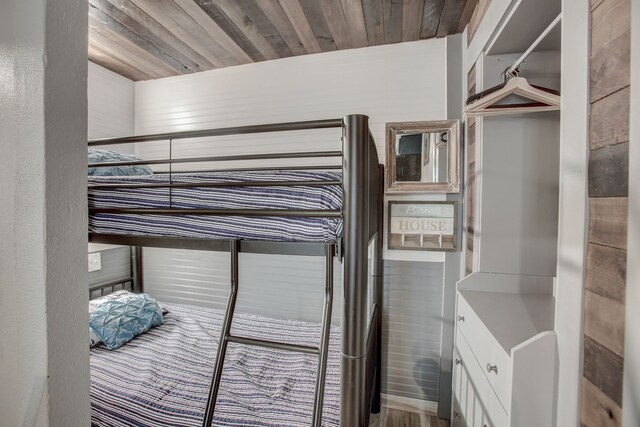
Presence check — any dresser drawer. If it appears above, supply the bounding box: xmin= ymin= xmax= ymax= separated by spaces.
xmin=457 ymin=295 xmax=512 ymax=411
xmin=454 ymin=332 xmax=509 ymax=427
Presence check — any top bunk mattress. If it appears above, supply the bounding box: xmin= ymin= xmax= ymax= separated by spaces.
xmin=88 ymin=170 xmax=343 ymax=242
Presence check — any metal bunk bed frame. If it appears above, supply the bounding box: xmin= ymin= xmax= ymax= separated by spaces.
xmin=87 ymin=114 xmax=383 ymax=427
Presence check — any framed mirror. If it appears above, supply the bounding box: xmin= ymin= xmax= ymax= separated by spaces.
xmin=385 ymin=120 xmax=460 ymax=193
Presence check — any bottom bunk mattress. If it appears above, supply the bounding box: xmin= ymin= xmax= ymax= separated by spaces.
xmin=88 ymin=170 xmax=343 ymax=242
xmin=90 ymin=303 xmax=340 ymax=427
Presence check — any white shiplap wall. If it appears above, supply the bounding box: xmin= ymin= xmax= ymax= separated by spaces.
xmin=142 ymin=249 xmax=444 ymax=402
xmin=143 ymin=249 xmax=345 ymax=325
xmin=88 ymin=61 xmax=135 ymax=143
xmin=88 ymin=62 xmax=135 ymax=253
xmin=134 ymin=39 xmax=447 ymax=165
xmin=133 ymin=40 xmax=448 ymax=403
xmin=383 ymin=261 xmax=444 ymax=400
xmin=88 ymin=247 xmax=131 ymax=292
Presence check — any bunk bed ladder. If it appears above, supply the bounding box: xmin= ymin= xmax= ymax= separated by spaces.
xmin=202 ymin=240 xmax=335 ymax=427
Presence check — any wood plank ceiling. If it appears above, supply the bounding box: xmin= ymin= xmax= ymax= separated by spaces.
xmin=88 ymin=0 xmax=477 ymax=81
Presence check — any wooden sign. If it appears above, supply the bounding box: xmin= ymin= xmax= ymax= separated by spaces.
xmin=390 ymin=217 xmax=454 ymax=235
xmin=388 ymin=201 xmax=458 ymax=251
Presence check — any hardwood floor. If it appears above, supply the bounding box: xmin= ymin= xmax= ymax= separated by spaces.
xmin=369 ymin=408 xmax=450 ymax=427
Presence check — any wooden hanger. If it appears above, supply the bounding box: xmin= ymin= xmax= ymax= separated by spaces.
xmin=463 ymin=74 xmax=560 ymax=118
xmin=464 ymin=13 xmax=562 ymax=118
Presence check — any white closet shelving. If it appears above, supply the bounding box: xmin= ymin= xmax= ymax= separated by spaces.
xmin=454 ymin=0 xmax=561 ymax=425
xmin=452 ymin=273 xmax=556 ymax=427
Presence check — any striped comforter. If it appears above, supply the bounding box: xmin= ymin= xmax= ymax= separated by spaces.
xmin=88 ymin=170 xmax=343 ymax=242
xmin=90 ymin=303 xmax=341 ymax=426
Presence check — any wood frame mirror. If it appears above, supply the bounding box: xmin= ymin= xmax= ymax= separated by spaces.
xmin=385 ymin=120 xmax=460 ymax=193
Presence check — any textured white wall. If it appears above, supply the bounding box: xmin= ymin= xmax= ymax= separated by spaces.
xmin=0 ymin=1 xmax=89 ymax=426
xmin=0 ymin=2 xmax=48 ymax=424
xmin=44 ymin=1 xmax=90 ymax=423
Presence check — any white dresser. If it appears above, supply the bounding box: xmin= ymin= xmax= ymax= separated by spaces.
xmin=451 ymin=273 xmax=557 ymax=427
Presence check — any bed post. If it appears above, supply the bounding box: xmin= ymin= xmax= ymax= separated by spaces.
xmin=131 ymin=246 xmax=143 ymax=293
xmin=371 ymin=164 xmax=384 ymax=414
xmin=341 ymin=114 xmax=370 ymax=426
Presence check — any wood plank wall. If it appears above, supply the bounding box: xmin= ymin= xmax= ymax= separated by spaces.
xmin=466 ymin=0 xmax=490 ymax=45
xmin=465 ymin=63 xmax=477 ymax=275
xmin=581 ymin=0 xmax=631 ymax=425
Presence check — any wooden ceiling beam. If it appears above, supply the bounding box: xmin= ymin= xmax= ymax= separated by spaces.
xmin=194 ymin=1 xmax=264 ymax=62
xmin=256 ymin=0 xmax=308 ymax=56
xmin=89 ymin=43 xmax=152 ymax=81
xmin=362 ymin=0 xmax=385 ymax=46
xmin=214 ymin=1 xmax=281 ymax=60
xmin=436 ymin=0 xmax=468 ymax=37
xmin=172 ymin=0 xmax=253 ymax=65
xmin=89 ymin=28 xmax=163 ymax=79
xmin=420 ymin=0 xmax=446 ymax=38
xmin=96 ymin=0 xmax=214 ymax=72
xmin=340 ymin=0 xmax=369 ymax=48
xmin=89 ymin=29 xmax=167 ymax=80
xmin=86 ymin=0 xmax=471 ymax=81
xmin=236 ymin=0 xmax=294 ymax=58
xmin=128 ymin=0 xmax=228 ymax=68
xmin=277 ymin=0 xmax=323 ymax=54
xmin=89 ymin=4 xmax=189 ymax=74
xmin=319 ymin=0 xmax=352 ymax=50
xmin=298 ymin=0 xmax=338 ymax=52
xmin=383 ymin=0 xmax=403 ymax=43
xmin=89 ymin=13 xmax=180 ymax=78
xmin=402 ymin=0 xmax=425 ymax=41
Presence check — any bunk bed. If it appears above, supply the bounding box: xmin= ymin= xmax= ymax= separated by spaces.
xmin=87 ymin=115 xmax=384 ymax=427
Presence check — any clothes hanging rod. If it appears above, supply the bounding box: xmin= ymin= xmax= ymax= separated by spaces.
xmin=507 ymin=13 xmax=562 ymax=77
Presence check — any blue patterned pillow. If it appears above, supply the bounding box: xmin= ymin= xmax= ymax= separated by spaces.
xmin=89 ymin=293 xmax=164 ymax=350
xmin=88 ymin=148 xmax=153 ymax=176
xmin=89 ymin=290 xmax=168 ymax=348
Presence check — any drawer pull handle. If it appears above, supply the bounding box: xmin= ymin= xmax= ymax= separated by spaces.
xmin=455 ymin=358 xmax=463 ymax=366
xmin=486 ymin=363 xmax=498 ymax=374
xmin=458 ymin=315 xmax=465 ymax=322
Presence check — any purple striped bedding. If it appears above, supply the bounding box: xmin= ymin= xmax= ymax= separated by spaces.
xmin=90 ymin=303 xmax=340 ymax=427
xmin=88 ymin=170 xmax=343 ymax=242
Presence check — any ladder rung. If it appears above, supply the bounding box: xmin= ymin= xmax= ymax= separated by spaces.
xmin=227 ymin=335 xmax=319 ymax=355
xmin=203 ymin=241 xmax=334 ymax=427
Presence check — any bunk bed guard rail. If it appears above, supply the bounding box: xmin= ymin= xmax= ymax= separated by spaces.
xmin=87 ymin=115 xmax=384 ymax=427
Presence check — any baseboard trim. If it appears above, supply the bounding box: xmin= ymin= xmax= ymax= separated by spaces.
xmin=381 ymin=393 xmax=438 ymax=416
